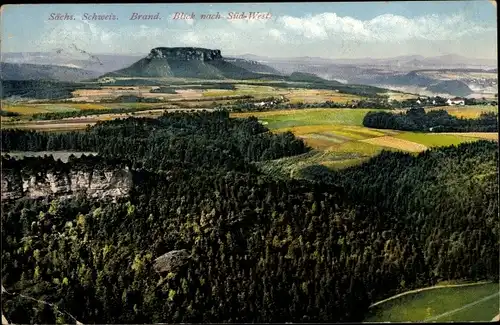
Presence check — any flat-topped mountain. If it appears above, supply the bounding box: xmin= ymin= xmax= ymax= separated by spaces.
xmin=147 ymin=47 xmax=223 ymax=61
xmin=103 ymin=47 xmax=265 ymax=79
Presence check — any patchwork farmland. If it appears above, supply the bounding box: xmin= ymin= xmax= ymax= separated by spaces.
xmin=231 ymin=108 xmax=498 ymax=171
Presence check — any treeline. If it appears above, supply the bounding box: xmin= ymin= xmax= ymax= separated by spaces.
xmin=29 ymin=107 xmax=155 ymax=121
xmin=1 ymin=140 xmax=498 ymax=324
xmin=1 ymin=80 xmax=100 ymax=100
xmin=0 ymin=110 xmax=21 ymax=117
xmin=1 ymin=111 xmax=310 ymax=172
xmin=1 ymin=154 xmax=130 ymax=173
xmin=363 ymin=107 xmax=498 ymax=132
xmin=228 ymin=99 xmax=394 ymax=112
xmin=99 ymin=95 xmax=164 ymax=103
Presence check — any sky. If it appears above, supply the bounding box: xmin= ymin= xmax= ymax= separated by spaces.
xmin=0 ymin=1 xmax=497 ymax=59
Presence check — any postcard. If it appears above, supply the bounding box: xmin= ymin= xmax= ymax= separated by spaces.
xmin=0 ymin=1 xmax=498 ymax=324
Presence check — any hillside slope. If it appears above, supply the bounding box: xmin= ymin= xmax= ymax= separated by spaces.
xmin=427 ymin=80 xmax=473 ymax=97
xmin=225 ymin=57 xmax=282 ymax=75
xmin=103 ymin=47 xmax=261 ymax=80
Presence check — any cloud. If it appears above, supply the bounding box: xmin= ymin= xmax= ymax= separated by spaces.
xmin=32 ymin=11 xmax=497 ymax=58
xmin=277 ymin=12 xmax=495 ymax=42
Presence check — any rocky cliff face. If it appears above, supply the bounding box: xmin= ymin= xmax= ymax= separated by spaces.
xmin=146 ymin=47 xmax=223 ymax=61
xmin=1 ymin=166 xmax=133 ymax=201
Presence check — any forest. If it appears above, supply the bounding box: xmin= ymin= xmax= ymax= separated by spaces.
xmin=2 ymin=111 xmax=309 ymax=172
xmin=1 ymin=111 xmax=498 ymax=323
xmin=1 ymin=80 xmax=100 ymax=100
xmin=363 ymin=107 xmax=498 ymax=132
xmin=29 ymin=107 xmax=153 ymax=121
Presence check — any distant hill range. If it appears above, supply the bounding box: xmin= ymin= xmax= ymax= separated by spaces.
xmin=368 ymin=71 xmax=437 ymax=87
xmin=1 ymin=62 xmax=101 ymax=82
xmin=231 ymin=53 xmax=497 ymax=71
xmin=2 ymin=49 xmax=492 ymax=97
xmin=225 ymin=57 xmax=282 ymax=75
xmin=2 ymin=48 xmax=143 ymax=73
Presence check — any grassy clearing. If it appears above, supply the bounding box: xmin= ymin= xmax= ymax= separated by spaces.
xmin=1 ymin=102 xmax=168 ymax=116
xmin=441 ymin=132 xmax=498 ymax=141
xmin=258 ymin=140 xmax=389 ymax=176
xmin=1 ymin=108 xmax=216 ymax=132
xmin=321 ymin=157 xmax=372 ymax=169
xmin=202 ymin=85 xmax=365 ymax=103
xmin=274 ymin=125 xmax=395 ymax=139
xmin=234 ymin=109 xmax=429 ymax=170
xmin=361 ymin=136 xmax=428 ymax=152
xmin=2 ymin=122 xmax=94 ymax=131
xmin=382 ymin=91 xmax=419 ymax=101
xmin=232 ymin=109 xmax=372 ymax=129
xmin=394 ymin=132 xmax=479 ymax=147
xmin=427 ymin=105 xmax=498 ymax=118
xmin=364 ymin=282 xmax=499 ymax=322
xmin=326 ymin=140 xmax=392 ymax=156
xmin=257 ymin=149 xmax=375 ymax=178
xmin=2 ymin=104 xmax=54 ymax=114
xmin=285 ymin=89 xmax=363 ymax=103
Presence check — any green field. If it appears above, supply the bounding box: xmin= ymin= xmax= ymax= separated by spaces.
xmin=364 ymin=282 xmax=499 ymax=322
xmin=394 ymin=132 xmax=478 ymax=147
xmin=232 ymin=108 xmax=372 ymax=129
xmin=232 ymin=108 xmax=497 ymax=172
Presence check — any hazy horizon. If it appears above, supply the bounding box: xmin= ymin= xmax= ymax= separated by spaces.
xmin=2 ymin=50 xmax=497 ymax=63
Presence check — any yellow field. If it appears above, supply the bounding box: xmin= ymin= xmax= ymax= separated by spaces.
xmin=1 ymin=108 xmax=215 ymax=131
xmin=49 ymin=103 xmax=107 ymax=110
xmin=71 ymin=87 xmax=198 ymax=102
xmin=441 ymin=132 xmax=498 ymax=141
xmin=232 ymin=108 xmax=495 ymax=170
xmin=3 ymin=122 xmax=94 ymax=131
xmin=361 ymin=136 xmax=428 ymax=152
xmin=285 ymin=89 xmax=362 ymax=103
xmin=274 ymin=125 xmax=388 ymax=137
xmin=427 ymin=105 xmax=498 ymax=118
xmin=203 ymin=85 xmax=364 ymax=103
xmin=1 ymin=102 xmax=172 ymax=116
xmin=2 ymin=104 xmax=53 ymax=114
xmin=202 ymin=85 xmax=276 ymax=98
xmin=382 ymin=92 xmax=419 ymax=101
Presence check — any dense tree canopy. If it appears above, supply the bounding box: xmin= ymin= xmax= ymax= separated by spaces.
xmin=2 ymin=111 xmax=309 ymax=172
xmin=363 ymin=107 xmax=498 ymax=132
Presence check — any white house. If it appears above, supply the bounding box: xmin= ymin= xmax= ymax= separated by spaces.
xmin=447 ymin=98 xmax=465 ymax=106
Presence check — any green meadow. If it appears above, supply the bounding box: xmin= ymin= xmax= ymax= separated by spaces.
xmin=364 ymin=282 xmax=499 ymax=322
xmin=232 ymin=108 xmax=497 ymax=173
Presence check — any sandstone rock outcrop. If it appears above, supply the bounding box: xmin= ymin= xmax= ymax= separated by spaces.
xmin=153 ymin=249 xmax=191 ymax=274
xmin=1 ymin=161 xmax=132 ymax=201
xmin=146 ymin=47 xmax=223 ymax=61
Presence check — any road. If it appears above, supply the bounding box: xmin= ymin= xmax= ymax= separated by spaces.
xmin=369 ymin=281 xmax=493 ymax=308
